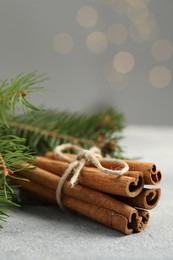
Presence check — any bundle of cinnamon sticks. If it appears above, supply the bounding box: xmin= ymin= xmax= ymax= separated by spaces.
xmin=12 ymin=151 xmax=162 ymax=235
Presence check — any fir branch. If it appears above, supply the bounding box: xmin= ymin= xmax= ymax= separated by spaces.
xmin=0 ymin=136 xmax=36 ymax=228
xmin=0 ymin=135 xmax=36 ymax=170
xmin=10 ymin=122 xmax=96 ymax=146
xmin=0 ymin=135 xmax=36 ymax=202
xmin=2 ymin=108 xmax=125 ymax=157
xmin=0 ymin=71 xmax=125 ymax=228
xmin=0 ymin=71 xmax=47 ymax=227
xmin=0 ymin=71 xmax=47 ymax=126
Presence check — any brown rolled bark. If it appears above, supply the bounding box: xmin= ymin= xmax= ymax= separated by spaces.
xmin=16 ymin=167 xmax=138 ymax=223
xmin=10 ymin=149 xmax=161 ymax=235
xmin=124 ymin=160 xmax=162 ymax=185
xmin=33 ymin=156 xmax=144 ymax=197
xmin=12 ymin=176 xmax=149 ymax=235
xmin=62 ymin=196 xmax=149 ymax=234
xmin=131 ymin=209 xmax=150 ymax=232
xmin=45 ymin=152 xmax=162 ymax=185
xmin=119 ymin=188 xmax=161 ymax=210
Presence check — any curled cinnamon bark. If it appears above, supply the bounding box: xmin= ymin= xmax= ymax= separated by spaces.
xmin=12 ymin=176 xmax=149 ymax=235
xmin=45 ymin=152 xmax=162 ymax=185
xmin=130 ymin=209 xmax=150 ymax=232
xmin=119 ymin=188 xmax=161 ymax=210
xmin=16 ymin=167 xmax=138 ymax=223
xmin=34 ymin=156 xmax=144 ymax=197
xmin=143 ymin=170 xmax=162 ymax=185
xmin=62 ymin=196 xmax=149 ymax=234
xmin=124 ymin=160 xmax=162 ymax=185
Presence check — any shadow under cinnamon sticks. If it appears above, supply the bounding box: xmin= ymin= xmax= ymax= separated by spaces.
xmin=12 ymin=167 xmax=149 ymax=235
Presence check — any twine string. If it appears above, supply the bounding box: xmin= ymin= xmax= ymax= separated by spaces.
xmin=54 ymin=143 xmax=129 ymax=209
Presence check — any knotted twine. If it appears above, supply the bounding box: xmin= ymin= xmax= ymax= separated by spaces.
xmin=54 ymin=143 xmax=129 ymax=209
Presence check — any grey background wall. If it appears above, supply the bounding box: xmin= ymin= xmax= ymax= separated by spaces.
xmin=0 ymin=0 xmax=173 ymax=125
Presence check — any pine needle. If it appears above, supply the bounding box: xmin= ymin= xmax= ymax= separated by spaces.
xmin=1 ymin=108 xmax=125 ymax=158
xmin=0 ymin=71 xmax=47 ymax=227
xmin=0 ymin=71 xmax=47 ymax=126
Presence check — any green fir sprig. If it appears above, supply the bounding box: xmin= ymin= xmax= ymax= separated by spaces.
xmin=0 ymin=71 xmax=47 ymax=126
xmin=1 ymin=108 xmax=125 ymax=158
xmin=0 ymin=71 xmax=47 ymax=227
xmin=0 ymin=135 xmax=36 ymax=228
xmin=0 ymin=71 xmax=126 ymax=228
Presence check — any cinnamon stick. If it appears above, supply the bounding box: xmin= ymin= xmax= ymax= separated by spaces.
xmin=118 ymin=188 xmax=161 ymax=210
xmin=45 ymin=152 xmax=162 ymax=185
xmin=16 ymin=167 xmax=139 ymax=223
xmin=124 ymin=161 xmax=162 ymax=185
xmin=12 ymin=176 xmax=149 ymax=234
xmin=33 ymin=156 xmax=144 ymax=197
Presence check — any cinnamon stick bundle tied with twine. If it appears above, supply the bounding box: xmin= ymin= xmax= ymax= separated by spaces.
xmin=34 ymin=156 xmax=144 ymax=198
xmin=13 ymin=143 xmax=162 ymax=235
xmin=13 ymin=171 xmax=149 ymax=235
xmin=45 ymin=151 xmax=162 ymax=186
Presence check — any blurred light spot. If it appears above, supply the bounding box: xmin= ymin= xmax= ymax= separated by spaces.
xmin=146 ymin=14 xmax=160 ymax=41
xmin=128 ymin=5 xmax=149 ymax=23
xmin=86 ymin=32 xmax=108 ymax=54
xmin=127 ymin=0 xmax=149 ymax=9
xmin=151 ymin=39 xmax=173 ymax=61
xmin=150 ymin=66 xmax=171 ymax=88
xmin=99 ymin=0 xmax=115 ymax=6
xmin=99 ymin=0 xmax=129 ymax=14
xmin=104 ymin=61 xmax=129 ymax=88
xmin=104 ymin=61 xmax=124 ymax=83
xmin=107 ymin=24 xmax=127 ymax=45
xmin=129 ymin=21 xmax=151 ymax=41
xmin=76 ymin=6 xmax=98 ymax=28
xmin=53 ymin=33 xmax=74 ymax=54
xmin=112 ymin=0 xmax=129 ymax=14
xmin=129 ymin=15 xmax=160 ymax=42
xmin=113 ymin=52 xmax=135 ymax=73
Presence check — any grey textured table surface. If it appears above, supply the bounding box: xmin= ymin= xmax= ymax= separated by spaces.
xmin=1 ymin=126 xmax=173 ymax=260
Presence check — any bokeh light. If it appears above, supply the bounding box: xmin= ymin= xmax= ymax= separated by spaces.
xmin=130 ymin=22 xmax=150 ymax=42
xmin=104 ymin=61 xmax=129 ymax=88
xmin=107 ymin=24 xmax=128 ymax=45
xmin=104 ymin=61 xmax=125 ymax=83
xmin=99 ymin=0 xmax=129 ymax=13
xmin=127 ymin=0 xmax=150 ymax=9
xmin=76 ymin=6 xmax=98 ymax=28
xmin=112 ymin=0 xmax=129 ymax=14
xmin=151 ymin=39 xmax=173 ymax=61
xmin=86 ymin=32 xmax=108 ymax=54
xmin=127 ymin=5 xmax=149 ymax=23
xmin=113 ymin=52 xmax=135 ymax=73
xmin=129 ymin=14 xmax=160 ymax=42
xmin=53 ymin=33 xmax=74 ymax=54
xmin=149 ymin=66 xmax=171 ymax=88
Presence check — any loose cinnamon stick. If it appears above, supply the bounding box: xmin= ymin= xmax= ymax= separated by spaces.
xmin=12 ymin=177 xmax=149 ymax=234
xmin=118 ymin=188 xmax=161 ymax=210
xmin=34 ymin=156 xmax=144 ymax=197
xmin=45 ymin=152 xmax=162 ymax=185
